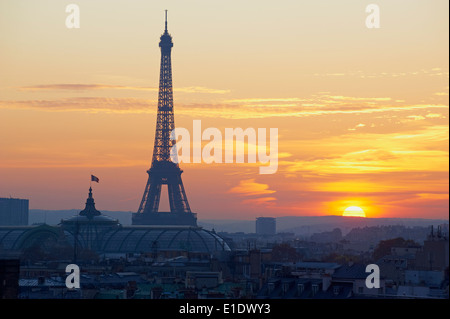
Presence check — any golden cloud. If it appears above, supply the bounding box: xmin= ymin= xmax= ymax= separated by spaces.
xmin=18 ymin=84 xmax=229 ymax=94
xmin=228 ymin=179 xmax=276 ymax=197
xmin=1 ymin=90 xmax=448 ymax=119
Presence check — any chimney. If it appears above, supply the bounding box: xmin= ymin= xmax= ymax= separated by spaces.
xmin=38 ymin=276 xmax=45 ymax=285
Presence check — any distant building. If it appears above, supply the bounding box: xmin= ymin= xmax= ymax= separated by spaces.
xmin=257 ymin=262 xmax=386 ymax=299
xmin=185 ymin=271 xmax=223 ymax=289
xmin=332 ymin=262 xmax=386 ymax=296
xmin=310 ymin=228 xmax=342 ymax=243
xmin=415 ymin=225 xmax=449 ymax=271
xmin=404 ymin=270 xmax=445 ymax=287
xmin=0 ymin=258 xmax=20 ymax=299
xmin=256 ymin=217 xmax=276 ymax=236
xmin=0 ymin=198 xmax=29 ymax=226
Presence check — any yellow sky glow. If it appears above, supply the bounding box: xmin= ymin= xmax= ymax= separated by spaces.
xmin=0 ymin=1 xmax=448 ymax=220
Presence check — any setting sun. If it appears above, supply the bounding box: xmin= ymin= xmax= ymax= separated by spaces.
xmin=342 ymin=206 xmax=366 ymax=218
xmin=0 ymin=1 xmax=447 ymax=221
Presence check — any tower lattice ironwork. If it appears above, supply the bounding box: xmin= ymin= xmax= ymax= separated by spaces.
xmin=133 ymin=11 xmax=196 ymax=226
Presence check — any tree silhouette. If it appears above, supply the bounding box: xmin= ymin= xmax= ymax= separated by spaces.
xmin=372 ymin=237 xmax=420 ymax=261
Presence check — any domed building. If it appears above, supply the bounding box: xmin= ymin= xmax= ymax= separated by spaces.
xmin=0 ymin=188 xmax=231 ymax=259
xmin=60 ymin=187 xmax=231 ymax=258
xmin=98 ymin=226 xmax=229 ymax=256
xmin=0 ymin=224 xmax=60 ymax=253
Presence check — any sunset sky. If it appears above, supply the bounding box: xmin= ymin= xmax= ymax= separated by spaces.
xmin=0 ymin=0 xmax=448 ymax=220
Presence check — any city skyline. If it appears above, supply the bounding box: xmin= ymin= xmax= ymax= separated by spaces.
xmin=0 ymin=1 xmax=448 ymax=220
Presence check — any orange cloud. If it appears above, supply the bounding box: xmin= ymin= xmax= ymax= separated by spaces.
xmin=1 ymin=90 xmax=447 ymax=119
xmin=19 ymin=84 xmax=229 ymax=94
xmin=228 ymin=179 xmax=276 ymax=197
xmin=313 ymin=68 xmax=449 ymax=79
xmin=19 ymin=84 xmax=157 ymax=91
xmin=242 ymin=197 xmax=277 ymax=206
xmin=0 ymin=97 xmax=156 ymax=113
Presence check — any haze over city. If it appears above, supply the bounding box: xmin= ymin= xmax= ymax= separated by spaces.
xmin=0 ymin=0 xmax=448 ymax=221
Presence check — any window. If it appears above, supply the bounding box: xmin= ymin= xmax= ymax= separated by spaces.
xmin=298 ymin=284 xmax=304 ymax=294
xmin=312 ymin=284 xmax=319 ymax=295
xmin=333 ymin=286 xmax=340 ymax=295
xmin=283 ymin=283 xmax=289 ymax=294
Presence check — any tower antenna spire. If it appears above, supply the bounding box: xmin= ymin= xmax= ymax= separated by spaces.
xmin=165 ymin=10 xmax=168 ymax=32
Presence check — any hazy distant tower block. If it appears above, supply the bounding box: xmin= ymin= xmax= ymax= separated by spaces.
xmin=133 ymin=11 xmax=196 ymax=226
xmin=256 ymin=217 xmax=276 ymax=236
xmin=0 ymin=198 xmax=29 ymax=226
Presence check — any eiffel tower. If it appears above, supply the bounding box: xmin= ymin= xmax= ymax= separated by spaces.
xmin=133 ymin=11 xmax=197 ymax=226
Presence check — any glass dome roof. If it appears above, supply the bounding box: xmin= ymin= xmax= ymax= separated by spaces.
xmin=63 ymin=226 xmax=230 ymax=254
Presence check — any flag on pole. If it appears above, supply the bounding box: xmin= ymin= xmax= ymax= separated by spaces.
xmin=91 ymin=175 xmax=99 ymax=183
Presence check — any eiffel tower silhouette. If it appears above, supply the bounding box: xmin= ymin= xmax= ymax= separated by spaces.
xmin=133 ymin=11 xmax=197 ymax=226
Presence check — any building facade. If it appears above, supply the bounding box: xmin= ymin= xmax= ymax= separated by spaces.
xmin=256 ymin=217 xmax=276 ymax=236
xmin=0 ymin=198 xmax=29 ymax=226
